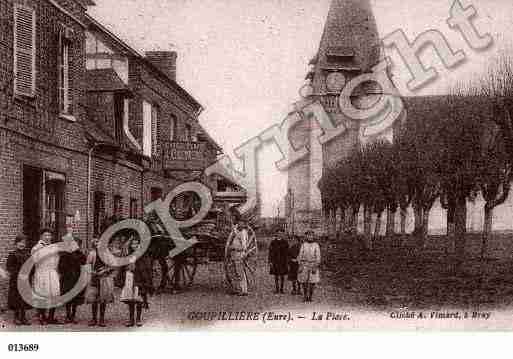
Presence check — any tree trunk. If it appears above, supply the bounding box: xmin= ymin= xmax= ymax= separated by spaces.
xmin=447 ymin=199 xmax=456 ymax=237
xmin=374 ymin=211 xmax=383 ymax=239
xmin=332 ymin=210 xmax=337 ymax=239
xmin=351 ymin=207 xmax=359 ymax=235
xmin=422 ymin=209 xmax=429 ymax=237
xmin=482 ymin=205 xmax=493 ymax=259
xmin=386 ymin=206 xmax=396 ymax=237
xmin=364 ymin=206 xmax=372 ymax=250
xmin=454 ymin=196 xmax=467 ymax=261
xmin=413 ymin=204 xmax=423 ymax=234
xmin=417 ymin=209 xmax=430 ymax=250
xmin=400 ymin=207 xmax=407 ymax=235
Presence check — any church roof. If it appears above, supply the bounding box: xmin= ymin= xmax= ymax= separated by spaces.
xmin=315 ymin=0 xmax=381 ymax=73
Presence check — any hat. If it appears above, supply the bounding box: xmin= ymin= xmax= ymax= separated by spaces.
xmin=39 ymin=227 xmax=53 ymax=236
xmin=15 ymin=234 xmax=27 ymax=244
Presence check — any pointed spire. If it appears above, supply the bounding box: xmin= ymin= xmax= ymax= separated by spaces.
xmin=316 ymin=0 xmax=380 ymax=73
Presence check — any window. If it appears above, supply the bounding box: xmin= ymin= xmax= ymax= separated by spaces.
xmin=93 ymin=191 xmax=105 ymax=236
xmin=58 ymin=27 xmax=72 ymax=114
xmin=113 ymin=195 xmax=123 ymax=219
xmin=129 ymin=198 xmax=138 ymax=218
xmin=114 ymin=93 xmax=124 ymax=143
xmin=13 ymin=4 xmax=36 ymax=97
xmin=152 ymin=105 xmax=159 ymax=155
xmin=85 ymin=31 xmax=128 ymax=83
xmin=185 ymin=123 xmax=192 ymax=142
xmin=143 ymin=101 xmax=158 ymax=157
xmin=170 ymin=114 xmax=177 ymax=141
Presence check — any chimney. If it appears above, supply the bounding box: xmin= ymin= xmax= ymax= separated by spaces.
xmin=145 ymin=51 xmax=177 ymax=81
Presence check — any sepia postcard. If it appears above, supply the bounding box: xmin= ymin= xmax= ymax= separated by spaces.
xmin=1 ymin=0 xmax=513 ymax=347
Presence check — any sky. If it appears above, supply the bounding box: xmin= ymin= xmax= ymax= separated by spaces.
xmin=88 ymin=0 xmax=513 ymax=217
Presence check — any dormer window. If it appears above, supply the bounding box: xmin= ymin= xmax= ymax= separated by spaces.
xmin=326 ymin=46 xmax=355 ymax=61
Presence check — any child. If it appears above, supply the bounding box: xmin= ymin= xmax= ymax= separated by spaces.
xmin=6 ymin=235 xmax=31 ymax=326
xmin=298 ymin=230 xmax=321 ymax=302
xmin=31 ymin=228 xmax=61 ymax=325
xmin=59 ymin=236 xmax=86 ymax=324
xmin=85 ymin=238 xmax=115 ymax=327
xmin=120 ymin=237 xmax=152 ymax=327
xmin=268 ymin=230 xmax=289 ymax=294
xmin=288 ymin=235 xmax=302 ymax=295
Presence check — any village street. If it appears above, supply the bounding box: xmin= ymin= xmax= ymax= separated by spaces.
xmin=0 ymin=249 xmax=359 ymax=331
xmin=4 ymin=245 xmax=513 ymax=331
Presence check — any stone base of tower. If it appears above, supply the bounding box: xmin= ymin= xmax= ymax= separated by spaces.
xmin=287 ymin=209 xmax=327 ymax=237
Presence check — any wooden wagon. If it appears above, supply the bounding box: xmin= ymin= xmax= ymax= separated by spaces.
xmin=148 ymin=192 xmax=258 ymax=293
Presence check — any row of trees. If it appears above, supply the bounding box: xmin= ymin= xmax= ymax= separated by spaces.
xmin=319 ymin=53 xmax=513 ymax=259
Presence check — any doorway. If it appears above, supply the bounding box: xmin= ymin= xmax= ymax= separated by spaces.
xmin=23 ymin=166 xmax=66 ymax=244
xmin=23 ymin=166 xmax=41 ymax=246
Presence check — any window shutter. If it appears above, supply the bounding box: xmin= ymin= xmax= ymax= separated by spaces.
xmin=151 ymin=106 xmax=158 ymax=156
xmin=14 ymin=4 xmax=36 ymax=96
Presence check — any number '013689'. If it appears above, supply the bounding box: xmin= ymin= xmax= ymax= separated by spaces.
xmin=7 ymin=344 xmax=39 ymax=352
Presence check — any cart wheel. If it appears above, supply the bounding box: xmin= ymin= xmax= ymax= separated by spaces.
xmin=244 ymin=227 xmax=258 ymax=288
xmin=167 ymin=246 xmax=198 ymax=290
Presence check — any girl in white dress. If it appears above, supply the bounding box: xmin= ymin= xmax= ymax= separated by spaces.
xmin=298 ymin=230 xmax=321 ymax=302
xmin=31 ymin=228 xmax=61 ymax=325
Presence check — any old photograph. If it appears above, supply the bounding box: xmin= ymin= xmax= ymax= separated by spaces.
xmin=0 ymin=0 xmax=513 ymax=338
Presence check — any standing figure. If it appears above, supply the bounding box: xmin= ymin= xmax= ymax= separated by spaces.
xmin=6 ymin=234 xmax=31 ymax=325
xmin=268 ymin=230 xmax=289 ymax=294
xmin=31 ymin=228 xmax=61 ymax=325
xmin=298 ymin=230 xmax=321 ymax=302
xmin=85 ymin=238 xmax=115 ymax=327
xmin=226 ymin=219 xmax=250 ymax=296
xmin=120 ymin=236 xmax=153 ymax=327
xmin=287 ymin=235 xmax=302 ymax=295
xmin=59 ymin=235 xmax=86 ymax=324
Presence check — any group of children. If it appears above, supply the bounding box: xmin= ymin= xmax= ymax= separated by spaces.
xmin=5 ymin=229 xmax=153 ymax=327
xmin=268 ymin=230 xmax=321 ymax=302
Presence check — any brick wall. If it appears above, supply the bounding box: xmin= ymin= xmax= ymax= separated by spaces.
xmin=0 ymin=0 xmax=221 ymax=310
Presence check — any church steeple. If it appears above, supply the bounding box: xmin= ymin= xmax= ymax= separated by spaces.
xmin=310 ymin=0 xmax=381 ymax=97
xmin=320 ymin=0 xmax=379 ymax=71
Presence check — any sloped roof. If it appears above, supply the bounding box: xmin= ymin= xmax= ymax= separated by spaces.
xmin=81 ymin=114 xmax=143 ymax=156
xmin=403 ymin=95 xmax=494 ymax=125
xmin=315 ymin=0 xmax=380 ymax=73
xmin=84 ymin=14 xmax=203 ymax=112
xmin=86 ymin=68 xmax=131 ymax=94
xmin=81 ymin=116 xmax=116 ymax=146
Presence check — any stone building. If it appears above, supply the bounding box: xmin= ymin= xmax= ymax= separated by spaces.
xmin=287 ymin=0 xmax=513 ymax=243
xmin=287 ymin=0 xmax=383 ymax=235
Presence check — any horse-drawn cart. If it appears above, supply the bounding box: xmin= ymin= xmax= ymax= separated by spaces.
xmin=148 ymin=194 xmax=258 ymax=293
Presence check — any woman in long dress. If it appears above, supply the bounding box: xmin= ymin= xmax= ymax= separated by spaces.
xmin=226 ymin=220 xmax=249 ymax=296
xmin=31 ymin=228 xmax=62 ymax=325
xmin=298 ymin=230 xmax=321 ymax=302
xmin=6 ymin=234 xmax=31 ymax=325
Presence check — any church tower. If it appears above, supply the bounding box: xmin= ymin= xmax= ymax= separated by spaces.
xmin=287 ymin=0 xmax=381 ymax=235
